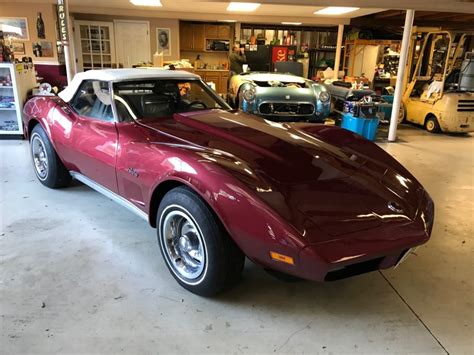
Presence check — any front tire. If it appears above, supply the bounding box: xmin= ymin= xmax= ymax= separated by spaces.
xmin=425 ymin=115 xmax=441 ymax=133
xmin=157 ymin=187 xmax=244 ymax=296
xmin=30 ymin=124 xmax=71 ymax=188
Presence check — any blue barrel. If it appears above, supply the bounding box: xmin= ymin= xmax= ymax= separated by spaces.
xmin=341 ymin=113 xmax=365 ymax=136
xmin=363 ymin=118 xmax=379 ymax=141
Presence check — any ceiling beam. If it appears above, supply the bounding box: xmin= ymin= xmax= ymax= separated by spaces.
xmin=373 ymin=10 xmax=405 ymax=19
xmin=70 ymin=6 xmax=350 ymax=25
xmin=350 ymin=18 xmax=474 ymax=30
xmin=416 ymin=12 xmax=468 ymax=20
xmin=201 ymin=0 xmax=474 ymax=14
xmin=414 ymin=11 xmax=445 ymax=18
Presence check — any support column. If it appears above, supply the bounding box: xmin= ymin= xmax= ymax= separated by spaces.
xmin=388 ymin=9 xmax=415 ymax=142
xmin=234 ymin=22 xmax=241 ymax=43
xmin=333 ymin=24 xmax=344 ymax=80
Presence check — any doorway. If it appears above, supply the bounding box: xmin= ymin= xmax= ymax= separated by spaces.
xmin=114 ymin=20 xmax=151 ymax=68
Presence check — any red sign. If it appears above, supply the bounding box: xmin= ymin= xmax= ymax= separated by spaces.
xmin=272 ymin=46 xmax=288 ymax=63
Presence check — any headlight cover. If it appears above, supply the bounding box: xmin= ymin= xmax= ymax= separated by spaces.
xmin=319 ymin=91 xmax=330 ymax=103
xmin=243 ymin=87 xmax=256 ymax=102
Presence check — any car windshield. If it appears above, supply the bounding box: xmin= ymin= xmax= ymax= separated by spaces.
xmin=113 ymin=79 xmax=231 ymax=120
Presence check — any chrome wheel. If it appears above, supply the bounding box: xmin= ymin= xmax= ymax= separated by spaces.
xmin=426 ymin=120 xmax=435 ymax=131
xmin=161 ymin=207 xmax=206 ymax=282
xmin=31 ymin=134 xmax=48 ymax=180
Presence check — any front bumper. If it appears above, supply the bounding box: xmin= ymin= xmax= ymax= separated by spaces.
xmin=263 ymin=191 xmax=434 ymax=282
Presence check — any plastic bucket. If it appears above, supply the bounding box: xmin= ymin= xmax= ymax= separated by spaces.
xmin=363 ymin=118 xmax=379 ymax=141
xmin=341 ymin=113 xmax=365 ymax=136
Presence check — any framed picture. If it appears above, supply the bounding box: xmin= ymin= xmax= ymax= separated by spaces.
xmin=0 ymin=17 xmax=29 ymax=40
xmin=11 ymin=41 xmax=25 ymax=55
xmin=32 ymin=41 xmax=54 ymax=58
xmin=157 ymin=28 xmax=171 ymax=56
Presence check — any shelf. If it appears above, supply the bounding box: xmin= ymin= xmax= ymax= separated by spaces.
xmin=0 ymin=107 xmax=16 ymax=110
xmin=0 ymin=86 xmax=13 ymax=89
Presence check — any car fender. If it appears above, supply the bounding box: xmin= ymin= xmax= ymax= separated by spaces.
xmin=23 ymin=96 xmax=61 ymax=141
xmin=146 ymin=147 xmax=308 ymax=268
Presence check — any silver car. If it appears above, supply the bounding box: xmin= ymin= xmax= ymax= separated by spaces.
xmin=228 ymin=72 xmax=331 ymax=122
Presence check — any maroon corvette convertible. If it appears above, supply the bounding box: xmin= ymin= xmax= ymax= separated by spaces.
xmin=23 ymin=69 xmax=434 ymax=296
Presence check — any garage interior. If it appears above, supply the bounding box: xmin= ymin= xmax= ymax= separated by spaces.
xmin=0 ymin=0 xmax=473 ymax=354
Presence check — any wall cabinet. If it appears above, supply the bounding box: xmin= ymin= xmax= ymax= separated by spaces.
xmin=205 ymin=24 xmax=230 ymax=40
xmin=205 ymin=25 xmax=218 ymax=39
xmin=217 ymin=25 xmax=231 ymax=40
xmin=196 ymin=70 xmax=229 ymax=95
xmin=179 ymin=23 xmax=205 ymax=51
xmin=181 ymin=22 xmax=231 ymax=51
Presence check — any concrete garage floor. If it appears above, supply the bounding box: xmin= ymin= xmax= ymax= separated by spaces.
xmin=1 ymin=125 xmax=472 ymax=354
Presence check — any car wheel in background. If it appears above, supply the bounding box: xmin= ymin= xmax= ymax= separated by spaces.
xmin=398 ymin=104 xmax=406 ymax=124
xmin=30 ymin=124 xmax=71 ymax=188
xmin=425 ymin=115 xmax=441 ymax=133
xmin=157 ymin=186 xmax=245 ymax=296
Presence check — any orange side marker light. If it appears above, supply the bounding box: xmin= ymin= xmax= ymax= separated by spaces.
xmin=270 ymin=251 xmax=294 ymax=265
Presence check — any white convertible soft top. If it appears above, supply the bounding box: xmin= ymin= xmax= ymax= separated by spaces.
xmin=58 ymin=68 xmax=200 ymax=102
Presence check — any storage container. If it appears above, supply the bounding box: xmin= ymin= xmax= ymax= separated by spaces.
xmin=341 ymin=113 xmax=379 ymax=141
xmin=341 ymin=113 xmax=365 ymax=136
xmin=363 ymin=117 xmax=380 ymax=141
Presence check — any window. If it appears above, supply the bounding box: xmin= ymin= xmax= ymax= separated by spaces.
xmin=113 ymin=79 xmax=231 ymax=120
xmin=70 ymin=80 xmax=114 ymax=121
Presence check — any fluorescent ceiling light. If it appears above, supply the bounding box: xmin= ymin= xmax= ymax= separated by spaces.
xmin=219 ymin=20 xmax=237 ymax=22
xmin=129 ymin=0 xmax=162 ymax=6
xmin=227 ymin=2 xmax=261 ymax=12
xmin=281 ymin=22 xmax=302 ymax=25
xmin=314 ymin=7 xmax=359 ymax=15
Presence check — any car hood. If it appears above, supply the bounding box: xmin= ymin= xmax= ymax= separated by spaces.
xmin=241 ymin=72 xmax=307 ymax=84
xmin=139 ymin=110 xmax=424 ymax=243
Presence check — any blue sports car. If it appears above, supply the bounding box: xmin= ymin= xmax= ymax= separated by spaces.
xmin=228 ymin=72 xmax=331 ymax=122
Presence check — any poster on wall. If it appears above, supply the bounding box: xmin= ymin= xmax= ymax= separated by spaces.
xmin=157 ymin=28 xmax=171 ymax=56
xmin=32 ymin=41 xmax=54 ymax=57
xmin=11 ymin=42 xmax=26 ymax=55
xmin=0 ymin=18 xmax=29 ymax=40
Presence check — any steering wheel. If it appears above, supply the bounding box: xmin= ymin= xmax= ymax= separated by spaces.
xmin=187 ymin=100 xmax=208 ymax=109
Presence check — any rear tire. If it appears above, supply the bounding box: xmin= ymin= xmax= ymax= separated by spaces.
xmin=425 ymin=115 xmax=441 ymax=133
xmin=157 ymin=186 xmax=244 ymax=296
xmin=30 ymin=124 xmax=71 ymax=188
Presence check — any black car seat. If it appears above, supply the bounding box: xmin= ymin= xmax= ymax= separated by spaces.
xmin=140 ymin=93 xmax=173 ymax=117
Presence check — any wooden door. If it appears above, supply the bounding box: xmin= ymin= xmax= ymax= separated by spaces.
xmin=219 ymin=74 xmax=229 ymax=94
xmin=205 ymin=73 xmax=221 ymax=93
xmin=180 ymin=23 xmax=194 ymax=50
xmin=205 ymin=24 xmax=218 ymax=39
xmin=218 ymin=25 xmax=230 ymax=40
xmin=193 ymin=24 xmax=205 ymax=51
